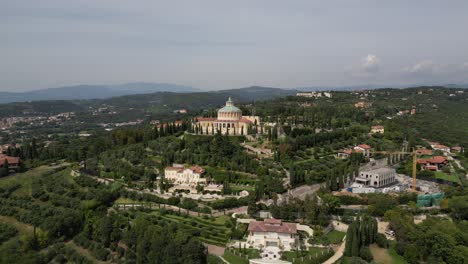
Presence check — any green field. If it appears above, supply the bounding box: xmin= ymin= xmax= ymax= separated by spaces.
xmin=434 ymin=171 xmax=461 ymax=184
xmin=311 ymin=230 xmax=346 ymax=245
xmin=0 ymin=164 xmax=69 ymax=196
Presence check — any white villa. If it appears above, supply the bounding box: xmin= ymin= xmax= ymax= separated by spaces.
xmin=193 ymin=97 xmax=260 ymax=135
xmin=164 ymin=164 xmax=207 ymax=187
xmin=370 ymin=125 xmax=385 ymax=134
xmin=247 ymin=219 xmax=298 ymax=252
xmin=353 ymin=144 xmax=372 ymax=157
xmin=356 ymin=167 xmax=396 ymax=188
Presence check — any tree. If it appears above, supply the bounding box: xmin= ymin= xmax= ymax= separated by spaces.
xmin=0 ymin=159 xmax=9 ymax=177
xmin=367 ymin=194 xmax=397 ymax=216
xmin=449 ymin=196 xmax=468 ymax=220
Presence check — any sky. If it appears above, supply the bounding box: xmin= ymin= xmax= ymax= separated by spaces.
xmin=1 ymin=0 xmax=468 ymax=91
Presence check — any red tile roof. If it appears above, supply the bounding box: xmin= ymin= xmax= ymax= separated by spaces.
xmin=416 ymin=149 xmax=433 ymax=155
xmin=451 ymin=146 xmax=462 ymax=152
xmin=165 ymin=164 xmax=204 ymax=174
xmin=0 ymin=154 xmax=19 ymax=165
xmin=341 ymin=149 xmax=353 ymax=155
xmin=248 ymin=219 xmax=297 ymax=234
xmin=356 ymin=144 xmax=371 ymax=149
xmin=417 ymin=156 xmax=447 ymax=164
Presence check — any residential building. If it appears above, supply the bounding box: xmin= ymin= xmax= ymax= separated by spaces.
xmin=451 ymin=146 xmax=463 ymax=153
xmin=370 ymin=125 xmax=385 ymax=134
xmin=247 ymin=219 xmax=298 ymax=251
xmin=193 ymin=97 xmax=260 ymax=135
xmin=164 ymin=164 xmax=207 ymax=186
xmin=354 ymin=144 xmax=372 ymax=157
xmin=336 ymin=149 xmax=353 ymax=159
xmin=432 ymin=144 xmax=450 ymax=154
xmin=356 ymin=167 xmax=396 ymax=188
xmin=417 ymin=156 xmax=448 ymax=171
xmin=416 ymin=149 xmax=433 ymax=155
xmin=0 ymin=154 xmax=20 ymax=172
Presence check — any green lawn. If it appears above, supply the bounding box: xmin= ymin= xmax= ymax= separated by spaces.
xmin=311 ymin=230 xmax=346 ymax=245
xmin=229 ymin=248 xmax=260 ymax=259
xmin=222 ymin=250 xmax=249 ymax=264
xmin=434 ymin=171 xmax=461 ymax=184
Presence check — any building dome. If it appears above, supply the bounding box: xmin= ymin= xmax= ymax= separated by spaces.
xmin=218 ymin=97 xmax=242 ymax=120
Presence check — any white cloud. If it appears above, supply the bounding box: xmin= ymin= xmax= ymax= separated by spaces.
xmin=362 ymin=54 xmax=380 ymax=73
xmin=403 ymin=60 xmax=438 ymax=75
xmin=461 ymin=62 xmax=468 ymax=69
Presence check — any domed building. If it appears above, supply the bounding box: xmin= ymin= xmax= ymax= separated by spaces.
xmin=194 ymin=97 xmax=260 ymax=135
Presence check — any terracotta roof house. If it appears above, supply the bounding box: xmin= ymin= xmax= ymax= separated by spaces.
xmin=354 ymin=144 xmax=372 ymax=157
xmin=417 ymin=156 xmax=448 ymax=171
xmin=416 ymin=149 xmax=433 ymax=155
xmin=336 ymin=149 xmax=354 ymax=159
xmin=451 ymin=146 xmax=463 ymax=153
xmin=0 ymin=154 xmax=20 ymax=171
xmin=247 ymin=219 xmax=298 ymax=252
xmin=432 ymin=144 xmax=450 ymax=153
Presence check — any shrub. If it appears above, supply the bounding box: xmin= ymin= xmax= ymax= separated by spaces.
xmin=359 ymin=246 xmax=373 ymax=262
xmin=375 ymin=233 xmax=389 ymax=248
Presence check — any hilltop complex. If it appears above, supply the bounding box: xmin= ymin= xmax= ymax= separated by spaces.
xmin=193 ymin=97 xmax=260 ymax=135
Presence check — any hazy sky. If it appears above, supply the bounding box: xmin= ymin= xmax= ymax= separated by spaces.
xmin=1 ymin=0 xmax=468 ymax=91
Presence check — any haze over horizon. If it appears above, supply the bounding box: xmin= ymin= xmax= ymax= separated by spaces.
xmin=2 ymin=0 xmax=468 ymax=92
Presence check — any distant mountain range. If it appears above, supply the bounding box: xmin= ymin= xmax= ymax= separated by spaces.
xmin=0 ymin=82 xmax=201 ymax=104
xmin=1 ymin=82 xmax=467 ymax=104
xmin=0 ymin=86 xmax=297 ymax=118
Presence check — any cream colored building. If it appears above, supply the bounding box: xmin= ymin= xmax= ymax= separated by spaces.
xmin=194 ymin=97 xmax=259 ymax=135
xmin=356 ymin=167 xmax=396 ymax=188
xmin=247 ymin=219 xmax=298 ymax=252
xmin=370 ymin=125 xmax=385 ymax=134
xmin=164 ymin=164 xmax=207 ymax=187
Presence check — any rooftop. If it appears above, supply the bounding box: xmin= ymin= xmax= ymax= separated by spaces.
xmin=165 ymin=164 xmax=204 ymax=174
xmin=0 ymin=154 xmax=19 ymax=164
xmin=361 ymin=167 xmax=395 ymax=174
xmin=356 ymin=144 xmax=372 ymax=149
xmin=417 ymin=156 xmax=447 ymax=164
xmin=248 ymin=218 xmax=297 ymax=234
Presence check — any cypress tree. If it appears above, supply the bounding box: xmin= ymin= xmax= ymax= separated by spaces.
xmin=344 ymin=224 xmax=354 ymax=256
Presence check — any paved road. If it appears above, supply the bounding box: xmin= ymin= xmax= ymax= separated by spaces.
xmin=323 ymin=236 xmax=346 ymax=264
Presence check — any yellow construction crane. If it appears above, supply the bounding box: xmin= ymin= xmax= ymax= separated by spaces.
xmin=370 ymin=150 xmax=418 ymax=192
